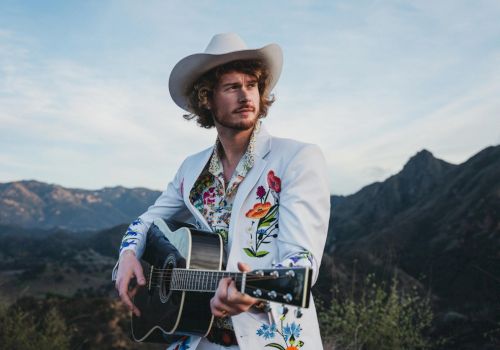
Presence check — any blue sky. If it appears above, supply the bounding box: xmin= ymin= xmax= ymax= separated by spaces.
xmin=1 ymin=0 xmax=499 ymax=195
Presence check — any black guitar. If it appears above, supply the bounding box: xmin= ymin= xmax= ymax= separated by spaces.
xmin=131 ymin=218 xmax=312 ymax=343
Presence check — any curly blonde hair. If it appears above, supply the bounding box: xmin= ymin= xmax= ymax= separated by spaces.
xmin=183 ymin=59 xmax=275 ymax=128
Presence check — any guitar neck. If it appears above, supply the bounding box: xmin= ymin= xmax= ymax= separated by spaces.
xmin=170 ymin=268 xmax=244 ymax=293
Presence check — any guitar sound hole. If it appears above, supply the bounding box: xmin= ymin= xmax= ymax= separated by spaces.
xmin=159 ymin=254 xmax=176 ymax=303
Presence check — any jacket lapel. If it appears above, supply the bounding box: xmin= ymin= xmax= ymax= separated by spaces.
xmin=182 ymin=147 xmax=213 ymax=231
xmin=227 ymin=125 xmax=272 ymax=261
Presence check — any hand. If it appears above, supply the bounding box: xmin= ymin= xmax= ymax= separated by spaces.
xmin=210 ymin=262 xmax=257 ymax=318
xmin=115 ymin=250 xmax=145 ymax=317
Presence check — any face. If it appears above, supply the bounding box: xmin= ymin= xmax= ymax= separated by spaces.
xmin=208 ymin=71 xmax=260 ymax=131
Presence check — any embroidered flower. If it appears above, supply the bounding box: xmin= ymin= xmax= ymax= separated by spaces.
xmin=120 ymin=240 xmax=137 ymax=250
xmin=256 ymin=185 xmax=266 ymax=199
xmin=131 ymin=218 xmax=142 ymax=226
xmin=256 ymin=323 xmax=277 ymax=340
xmin=283 ymin=322 xmax=301 ymax=342
xmin=245 ymin=202 xmax=272 ymax=219
xmin=125 ymin=228 xmax=139 ymax=236
xmin=257 ymin=316 xmax=305 ymax=348
xmin=203 ymin=187 xmax=216 ymax=205
xmin=267 ymin=170 xmax=282 ymax=193
xmin=173 ymin=336 xmax=191 ymax=350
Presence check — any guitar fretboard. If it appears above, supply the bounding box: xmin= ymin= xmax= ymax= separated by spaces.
xmin=170 ymin=269 xmax=243 ymax=292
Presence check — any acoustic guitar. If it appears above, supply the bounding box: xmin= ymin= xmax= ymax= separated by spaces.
xmin=131 ymin=218 xmax=312 ymax=344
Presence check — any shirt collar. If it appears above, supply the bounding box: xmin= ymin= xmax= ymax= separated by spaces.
xmin=208 ymin=120 xmax=261 ymax=179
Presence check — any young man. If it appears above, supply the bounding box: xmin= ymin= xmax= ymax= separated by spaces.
xmin=114 ymin=33 xmax=330 ymax=349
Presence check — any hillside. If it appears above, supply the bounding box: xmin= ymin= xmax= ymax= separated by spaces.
xmin=0 ymin=181 xmax=160 ymax=231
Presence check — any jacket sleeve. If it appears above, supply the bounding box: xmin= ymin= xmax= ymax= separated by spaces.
xmin=112 ymin=161 xmax=191 ymax=280
xmin=276 ymin=144 xmax=330 ymax=285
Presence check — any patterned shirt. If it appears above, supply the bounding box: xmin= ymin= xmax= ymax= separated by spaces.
xmin=189 ymin=123 xmax=258 ymax=247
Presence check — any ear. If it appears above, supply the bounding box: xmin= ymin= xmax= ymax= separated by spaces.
xmin=205 ymin=98 xmax=212 ymax=110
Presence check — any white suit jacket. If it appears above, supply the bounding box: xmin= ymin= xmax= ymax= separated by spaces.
xmin=116 ymin=124 xmax=330 ymax=349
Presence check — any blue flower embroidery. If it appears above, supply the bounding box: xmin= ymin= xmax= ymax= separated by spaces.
xmin=173 ymin=336 xmax=191 ymax=350
xmin=283 ymin=322 xmax=301 ymax=341
xmin=131 ymin=218 xmax=142 ymax=226
xmin=256 ymin=323 xmax=277 ymax=340
xmin=125 ymin=228 xmax=139 ymax=236
xmin=120 ymin=240 xmax=137 ymax=250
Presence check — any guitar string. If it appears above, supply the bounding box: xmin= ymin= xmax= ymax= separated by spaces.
xmin=144 ymin=274 xmax=290 ymax=282
xmin=145 ymin=271 xmax=291 ymax=281
xmin=146 ymin=283 xmax=293 ymax=298
xmin=145 ymin=270 xmax=296 ymax=278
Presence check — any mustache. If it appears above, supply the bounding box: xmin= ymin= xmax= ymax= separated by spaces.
xmin=233 ymin=104 xmax=255 ymax=113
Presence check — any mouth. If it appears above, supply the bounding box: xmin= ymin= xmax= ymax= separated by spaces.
xmin=234 ymin=106 xmax=255 ymax=114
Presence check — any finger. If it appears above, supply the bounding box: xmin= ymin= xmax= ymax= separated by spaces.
xmin=211 ymin=297 xmax=229 ymax=317
xmin=216 ymin=277 xmax=232 ymax=301
xmin=134 ymin=263 xmax=146 ymax=286
xmin=237 ymin=261 xmax=252 ymax=272
xmin=117 ymin=271 xmax=141 ymax=315
xmin=118 ymin=281 xmax=135 ymax=313
xmin=227 ymin=280 xmax=257 ymax=306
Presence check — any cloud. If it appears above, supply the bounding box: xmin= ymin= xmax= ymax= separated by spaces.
xmin=1 ymin=1 xmax=499 ymax=195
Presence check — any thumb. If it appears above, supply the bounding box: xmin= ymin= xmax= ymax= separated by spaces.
xmin=134 ymin=263 xmax=146 ymax=286
xmin=237 ymin=261 xmax=252 ymax=273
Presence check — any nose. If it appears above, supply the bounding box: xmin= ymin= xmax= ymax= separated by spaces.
xmin=239 ymin=88 xmax=250 ymax=103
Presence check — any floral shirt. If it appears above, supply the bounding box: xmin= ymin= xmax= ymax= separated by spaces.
xmin=189 ymin=123 xmax=258 ymax=247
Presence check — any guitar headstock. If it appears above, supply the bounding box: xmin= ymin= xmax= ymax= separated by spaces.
xmin=241 ymin=267 xmax=312 ymax=308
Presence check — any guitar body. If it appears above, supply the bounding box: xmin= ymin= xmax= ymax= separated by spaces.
xmin=131 ymin=219 xmax=224 ymax=343
xmin=130 ymin=218 xmax=312 ymax=344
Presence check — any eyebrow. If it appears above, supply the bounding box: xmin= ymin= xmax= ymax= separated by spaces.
xmin=220 ymin=78 xmax=258 ymax=88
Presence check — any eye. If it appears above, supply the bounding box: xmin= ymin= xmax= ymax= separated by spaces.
xmin=225 ymin=84 xmax=239 ymax=91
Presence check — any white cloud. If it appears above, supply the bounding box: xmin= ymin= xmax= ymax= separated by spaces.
xmin=1 ymin=1 xmax=499 ymax=195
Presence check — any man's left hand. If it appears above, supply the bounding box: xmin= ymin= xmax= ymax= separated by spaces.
xmin=210 ymin=262 xmax=257 ymax=317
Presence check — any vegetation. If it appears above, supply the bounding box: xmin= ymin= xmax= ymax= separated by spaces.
xmin=0 ymin=302 xmax=71 ymax=350
xmin=319 ymin=274 xmax=435 ymax=350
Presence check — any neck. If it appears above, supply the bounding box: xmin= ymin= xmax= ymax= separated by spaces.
xmin=170 ymin=269 xmax=244 ymax=292
xmin=215 ymin=125 xmax=254 ymax=169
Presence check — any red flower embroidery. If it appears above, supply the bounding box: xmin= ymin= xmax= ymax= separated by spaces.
xmin=256 ymin=185 xmax=266 ymax=199
xmin=267 ymin=170 xmax=281 ymax=193
xmin=203 ymin=187 xmax=215 ymax=205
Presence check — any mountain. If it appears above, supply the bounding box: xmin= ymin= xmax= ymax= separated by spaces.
xmin=327 ymin=149 xmax=457 ymax=245
xmin=322 ymin=145 xmax=500 ymax=349
xmin=0 ymin=180 xmax=161 ymax=231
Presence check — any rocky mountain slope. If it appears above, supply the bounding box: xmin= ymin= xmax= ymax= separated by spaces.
xmin=0 ymin=181 xmax=160 ymax=231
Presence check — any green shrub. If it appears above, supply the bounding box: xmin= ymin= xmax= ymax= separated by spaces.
xmin=319 ymin=275 xmax=434 ymax=350
xmin=0 ymin=303 xmax=71 ymax=350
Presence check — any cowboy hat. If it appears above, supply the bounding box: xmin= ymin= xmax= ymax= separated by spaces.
xmin=169 ymin=33 xmax=283 ymax=112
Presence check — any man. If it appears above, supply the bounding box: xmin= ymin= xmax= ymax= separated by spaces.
xmin=114 ymin=33 xmax=330 ymax=349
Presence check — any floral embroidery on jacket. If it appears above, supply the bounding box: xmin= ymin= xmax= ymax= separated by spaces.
xmin=243 ymin=170 xmax=281 ymax=258
xmin=172 ymin=336 xmax=190 ymax=350
xmin=119 ymin=218 xmax=144 ymax=253
xmin=256 ymin=312 xmax=305 ymax=349
xmin=276 ymin=251 xmax=313 ymax=268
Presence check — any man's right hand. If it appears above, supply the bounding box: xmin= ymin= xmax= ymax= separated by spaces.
xmin=115 ymin=250 xmax=145 ymax=317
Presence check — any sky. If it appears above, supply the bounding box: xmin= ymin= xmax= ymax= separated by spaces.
xmin=1 ymin=0 xmax=499 ymax=195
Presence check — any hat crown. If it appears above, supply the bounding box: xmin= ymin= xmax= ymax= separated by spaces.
xmin=204 ymin=33 xmax=248 ymax=55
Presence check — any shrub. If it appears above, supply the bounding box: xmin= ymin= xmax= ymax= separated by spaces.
xmin=319 ymin=274 xmax=434 ymax=350
xmin=0 ymin=303 xmax=71 ymax=350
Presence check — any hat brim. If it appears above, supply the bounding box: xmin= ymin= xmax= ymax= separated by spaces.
xmin=169 ymin=43 xmax=283 ymax=112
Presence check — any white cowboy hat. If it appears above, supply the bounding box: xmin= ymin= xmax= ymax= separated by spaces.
xmin=169 ymin=33 xmax=283 ymax=112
